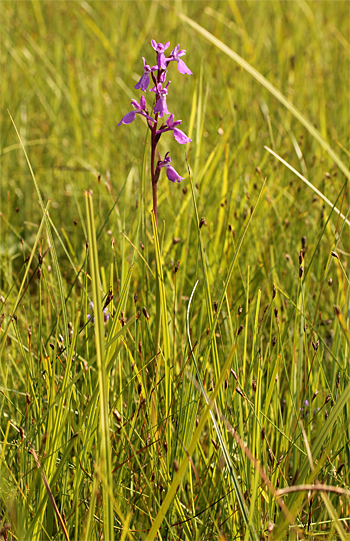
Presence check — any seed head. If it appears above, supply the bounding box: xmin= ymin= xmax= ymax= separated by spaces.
xmin=230 ymin=368 xmax=238 ymax=381
xmin=272 ymin=284 xmax=277 ymax=299
xmin=336 ymin=372 xmax=340 ymax=389
xmin=312 ymin=340 xmax=319 ymax=351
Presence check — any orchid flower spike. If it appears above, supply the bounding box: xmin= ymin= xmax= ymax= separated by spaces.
xmin=158 ymin=152 xmax=184 ymax=183
xmin=151 ymin=40 xmax=170 ymax=70
xmin=118 ymin=95 xmax=155 ymax=126
xmin=156 ymin=114 xmax=192 ymax=144
xmin=135 ymin=57 xmax=158 ymax=92
xmin=167 ymin=44 xmax=192 ymax=75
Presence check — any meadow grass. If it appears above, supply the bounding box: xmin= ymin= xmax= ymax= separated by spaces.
xmin=0 ymin=1 xmax=349 ymax=539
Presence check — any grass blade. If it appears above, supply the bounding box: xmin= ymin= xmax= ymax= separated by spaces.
xmin=85 ymin=192 xmax=114 ymax=541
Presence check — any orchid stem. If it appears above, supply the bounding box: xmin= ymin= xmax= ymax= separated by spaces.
xmin=151 ymin=113 xmax=159 ymax=226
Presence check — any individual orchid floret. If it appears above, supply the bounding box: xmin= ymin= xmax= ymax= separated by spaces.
xmin=151 ymin=40 xmax=170 ymax=70
xmin=135 ymin=57 xmax=158 ymax=92
xmin=151 ymin=82 xmax=171 ymax=118
xmin=156 ymin=114 xmax=192 ymax=144
xmin=118 ymin=95 xmax=155 ymax=126
xmin=167 ymin=44 xmax=192 ymax=75
xmin=158 ymin=152 xmax=184 ymax=183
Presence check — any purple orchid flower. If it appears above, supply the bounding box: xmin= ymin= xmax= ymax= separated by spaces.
xmin=151 ymin=40 xmax=170 ymax=70
xmin=135 ymin=57 xmax=158 ymax=92
xmin=167 ymin=44 xmax=192 ymax=75
xmin=87 ymin=301 xmax=95 ymax=324
xmin=156 ymin=114 xmax=192 ymax=144
xmin=158 ymin=152 xmax=184 ymax=183
xmin=87 ymin=301 xmax=109 ymax=324
xmin=150 ymin=81 xmax=171 ymax=118
xmin=118 ymin=95 xmax=155 ymax=126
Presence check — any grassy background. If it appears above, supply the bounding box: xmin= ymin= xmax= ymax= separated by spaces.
xmin=1 ymin=1 xmax=349 ymax=539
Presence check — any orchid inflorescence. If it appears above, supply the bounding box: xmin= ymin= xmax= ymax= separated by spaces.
xmin=118 ymin=40 xmax=192 ymax=221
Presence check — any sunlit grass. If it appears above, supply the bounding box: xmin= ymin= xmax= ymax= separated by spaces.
xmin=1 ymin=1 xmax=349 ymax=539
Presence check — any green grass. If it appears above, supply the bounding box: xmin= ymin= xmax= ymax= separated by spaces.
xmin=1 ymin=1 xmax=349 ymax=540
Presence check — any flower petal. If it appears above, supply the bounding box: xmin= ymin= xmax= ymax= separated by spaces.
xmin=173 ymin=128 xmax=192 ymax=144
xmin=166 ymin=166 xmax=183 ymax=183
xmin=166 ymin=114 xmax=175 ymax=128
xmin=154 ymin=97 xmax=169 ymax=118
xmin=134 ymin=73 xmax=149 ymax=92
xmin=177 ymin=58 xmax=192 ymax=75
xmin=140 ymin=95 xmax=146 ymax=110
xmin=158 ymin=52 xmax=167 ymax=70
xmin=118 ymin=111 xmax=136 ymax=126
xmin=131 ymin=99 xmax=141 ymax=111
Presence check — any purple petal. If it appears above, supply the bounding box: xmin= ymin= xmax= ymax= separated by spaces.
xmin=177 ymin=59 xmax=192 ymax=75
xmin=158 ymin=152 xmax=172 ymax=168
xmin=140 ymin=95 xmax=146 ymax=110
xmin=173 ymin=128 xmax=192 ymax=144
xmin=170 ymin=44 xmax=179 ymax=57
xmin=166 ymin=166 xmax=184 ymax=183
xmin=158 ymin=52 xmax=167 ymax=70
xmin=167 ymin=114 xmax=175 ymax=128
xmin=159 ymin=71 xmax=167 ymax=83
xmin=118 ymin=111 xmax=136 ymax=126
xmin=134 ymin=73 xmax=150 ymax=92
xmin=131 ymin=99 xmax=141 ymax=111
xmin=154 ymin=97 xmax=169 ymax=118
xmin=151 ymin=39 xmax=157 ymax=50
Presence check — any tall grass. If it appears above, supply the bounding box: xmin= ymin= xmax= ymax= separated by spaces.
xmin=1 ymin=1 xmax=349 ymax=539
